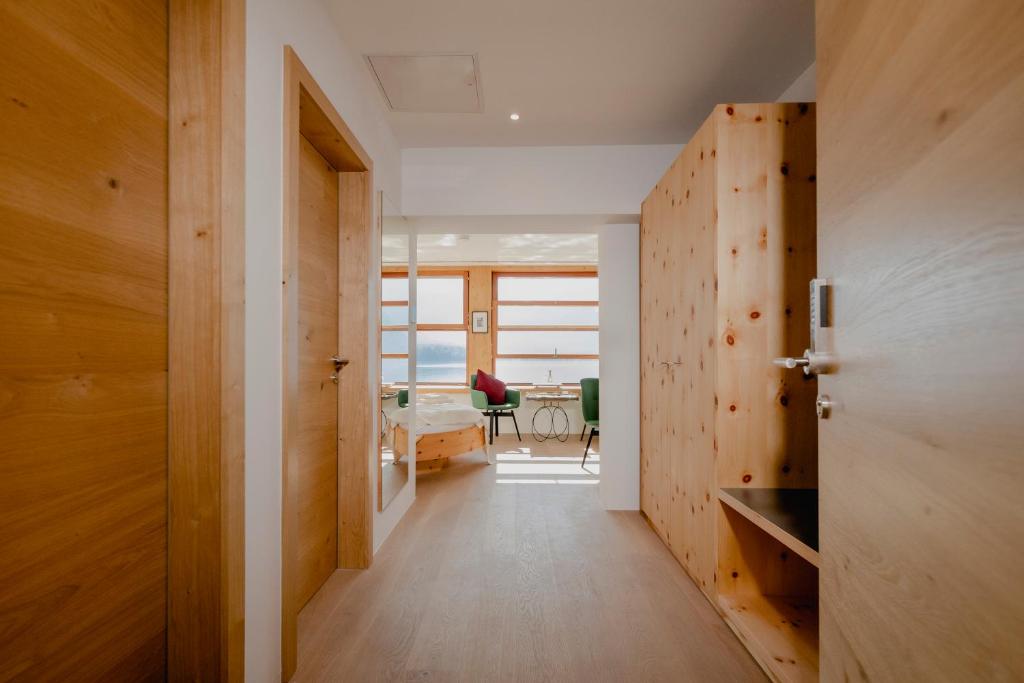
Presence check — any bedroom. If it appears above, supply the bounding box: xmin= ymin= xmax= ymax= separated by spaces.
xmin=378 ymin=220 xmax=609 ymax=507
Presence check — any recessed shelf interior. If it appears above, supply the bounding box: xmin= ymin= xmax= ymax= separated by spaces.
xmin=718 ymin=488 xmax=819 ymax=567
xmin=718 ymin=592 xmax=819 ymax=683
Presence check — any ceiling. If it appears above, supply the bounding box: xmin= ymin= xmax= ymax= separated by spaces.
xmin=328 ymin=0 xmax=814 ymax=147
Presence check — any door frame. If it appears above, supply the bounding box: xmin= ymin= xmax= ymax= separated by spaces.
xmin=167 ymin=0 xmax=246 ymax=680
xmin=280 ymin=46 xmax=375 ymax=681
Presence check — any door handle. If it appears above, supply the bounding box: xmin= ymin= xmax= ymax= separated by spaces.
xmin=773 ymin=350 xmax=835 ymax=376
xmin=773 ymin=355 xmax=811 ymax=370
xmin=774 ymin=277 xmax=836 ymax=376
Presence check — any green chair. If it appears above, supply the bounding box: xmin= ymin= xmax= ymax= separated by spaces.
xmin=397 ymin=389 xmax=408 ymax=408
xmin=470 ymin=375 xmax=521 ymax=444
xmin=580 ymin=377 xmax=599 ymax=466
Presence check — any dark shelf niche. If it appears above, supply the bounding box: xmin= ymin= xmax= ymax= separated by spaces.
xmin=718 ymin=488 xmax=819 ymax=567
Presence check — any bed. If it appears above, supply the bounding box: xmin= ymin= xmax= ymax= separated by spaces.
xmin=390 ymin=403 xmax=493 ymax=472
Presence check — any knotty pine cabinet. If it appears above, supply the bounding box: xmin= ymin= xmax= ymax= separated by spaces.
xmin=639 ymin=103 xmax=819 ymax=681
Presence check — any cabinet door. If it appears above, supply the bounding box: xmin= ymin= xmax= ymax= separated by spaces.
xmin=817 ymin=1 xmax=1024 ymax=679
xmin=670 ymin=120 xmax=718 ymax=593
xmin=639 ymin=192 xmax=670 ymax=537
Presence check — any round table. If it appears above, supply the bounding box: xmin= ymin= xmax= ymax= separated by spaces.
xmin=526 ymin=393 xmax=579 ymax=442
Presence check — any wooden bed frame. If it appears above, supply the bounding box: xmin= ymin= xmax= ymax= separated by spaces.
xmin=393 ymin=424 xmax=487 ymax=473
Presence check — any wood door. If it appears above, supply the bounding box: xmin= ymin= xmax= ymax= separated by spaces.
xmin=296 ymin=135 xmax=340 ymax=608
xmin=0 ymin=1 xmax=169 ymax=679
xmin=639 ymin=188 xmax=668 ymax=537
xmin=817 ymin=1 xmax=1024 ymax=679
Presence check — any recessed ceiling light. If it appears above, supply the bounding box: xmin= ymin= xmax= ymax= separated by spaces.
xmin=509 ymin=113 xmax=520 ymax=121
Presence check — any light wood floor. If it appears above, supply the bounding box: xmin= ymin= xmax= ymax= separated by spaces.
xmin=295 ymin=435 xmax=764 ymax=682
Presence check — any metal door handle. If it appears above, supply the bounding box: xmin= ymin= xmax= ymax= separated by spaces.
xmin=773 ymin=349 xmax=835 ymax=376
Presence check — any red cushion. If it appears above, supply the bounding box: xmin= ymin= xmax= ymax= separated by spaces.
xmin=475 ymin=369 xmax=507 ymax=405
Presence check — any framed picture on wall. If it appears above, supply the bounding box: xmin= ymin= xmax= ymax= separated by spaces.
xmin=471 ymin=310 xmax=488 ymax=333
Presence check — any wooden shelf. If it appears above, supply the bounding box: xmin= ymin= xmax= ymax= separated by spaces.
xmin=718 ymin=488 xmax=819 ymax=567
xmin=718 ymin=593 xmax=819 ymax=683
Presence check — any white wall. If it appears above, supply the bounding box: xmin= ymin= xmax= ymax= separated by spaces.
xmin=402 ymin=144 xmax=681 ymax=216
xmin=245 ymin=0 xmax=406 ymax=679
xmin=777 ymin=62 xmax=816 ymax=102
xmin=598 ymin=225 xmax=640 ymax=510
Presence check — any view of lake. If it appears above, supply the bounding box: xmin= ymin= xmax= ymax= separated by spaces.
xmin=417 ymin=362 xmax=466 ymax=384
xmin=383 ymin=358 xmax=599 ymax=385
xmin=381 ymin=275 xmax=599 ymax=386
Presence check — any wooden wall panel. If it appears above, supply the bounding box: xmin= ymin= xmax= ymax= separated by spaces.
xmin=817 ymin=1 xmax=1024 ymax=680
xmin=714 ymin=102 xmax=817 ymax=491
xmin=639 ymin=104 xmax=817 ymax=608
xmin=1 ymin=2 xmax=245 ymax=679
xmin=640 ymin=113 xmax=721 ymax=592
xmin=0 ymin=1 xmax=168 ymax=679
xmin=466 ymin=267 xmax=493 ymax=378
xmin=681 ymin=121 xmax=721 ymax=593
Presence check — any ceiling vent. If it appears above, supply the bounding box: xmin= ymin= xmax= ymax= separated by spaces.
xmin=366 ymin=54 xmax=483 ymax=113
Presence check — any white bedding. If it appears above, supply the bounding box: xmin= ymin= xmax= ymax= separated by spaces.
xmin=391 ymin=403 xmax=486 ymax=430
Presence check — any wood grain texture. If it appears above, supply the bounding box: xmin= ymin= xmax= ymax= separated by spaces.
xmin=281 ymin=44 xmax=302 ymax=680
xmin=640 ymin=115 xmax=719 ymax=595
xmin=713 ymin=103 xmax=817 ymax=492
xmin=466 ymin=267 xmax=493 ymax=379
xmin=641 ymin=104 xmax=817 ymax=587
xmin=168 ymin=0 xmax=247 ymax=679
xmin=393 ymin=424 xmax=486 ymax=464
xmin=719 ymin=489 xmax=819 ymax=566
xmin=718 ymin=505 xmax=818 ymax=683
xmin=719 ymin=592 xmax=818 ymax=683
xmin=295 ymin=137 xmax=340 ymax=609
xmin=337 ymin=170 xmax=373 ymax=571
xmin=640 ymin=104 xmax=818 ymax=682
xmin=292 ymin=436 xmax=765 ymax=682
xmin=711 ymin=103 xmax=819 ymax=683
xmin=817 ymin=1 xmax=1024 ymax=680
xmin=0 ymin=1 xmax=168 ymax=679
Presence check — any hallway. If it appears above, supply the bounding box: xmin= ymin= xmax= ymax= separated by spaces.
xmin=295 ymin=437 xmax=763 ymax=681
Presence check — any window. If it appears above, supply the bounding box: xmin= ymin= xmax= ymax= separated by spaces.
xmin=381 ymin=274 xmax=409 ymax=384
xmin=494 ymin=273 xmax=598 ymax=385
xmin=381 ymin=272 xmax=467 ymax=384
